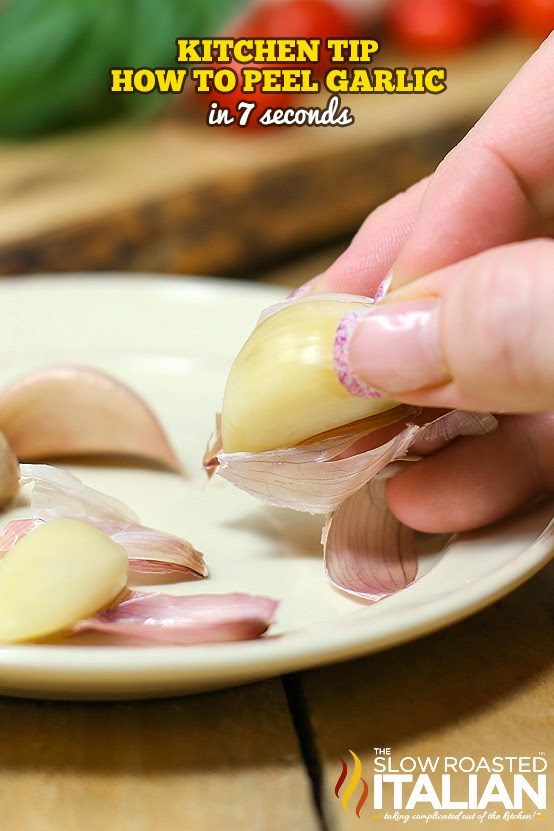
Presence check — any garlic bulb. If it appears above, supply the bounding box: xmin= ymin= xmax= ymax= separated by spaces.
xmin=221 ymin=297 xmax=399 ymax=453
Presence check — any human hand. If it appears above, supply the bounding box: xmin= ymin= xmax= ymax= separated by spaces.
xmin=300 ymin=35 xmax=554 ymax=534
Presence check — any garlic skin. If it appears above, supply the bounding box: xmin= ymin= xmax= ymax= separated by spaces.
xmin=77 ymin=591 xmax=279 ymax=644
xmin=0 ymin=433 xmax=19 ymax=511
xmin=0 ymin=518 xmax=128 ymax=643
xmin=17 ymin=464 xmax=208 ymax=579
xmin=221 ymin=298 xmax=398 ymax=452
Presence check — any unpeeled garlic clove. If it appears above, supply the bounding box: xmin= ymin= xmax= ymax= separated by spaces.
xmin=0 ymin=518 xmax=128 ymax=643
xmin=0 ymin=366 xmax=182 ymax=472
xmin=0 ymin=432 xmax=19 ymax=511
xmin=221 ymin=296 xmax=399 ymax=453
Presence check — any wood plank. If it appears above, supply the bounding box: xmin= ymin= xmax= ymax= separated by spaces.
xmin=0 ymin=679 xmax=320 ymax=831
xmin=0 ymin=39 xmax=533 ymax=277
xmin=299 ymin=563 xmax=554 ymax=830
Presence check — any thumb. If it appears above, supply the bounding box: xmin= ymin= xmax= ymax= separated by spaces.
xmin=333 ymin=239 xmax=554 ymax=412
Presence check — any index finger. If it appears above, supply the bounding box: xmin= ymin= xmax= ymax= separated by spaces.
xmin=392 ymin=34 xmax=554 ymax=287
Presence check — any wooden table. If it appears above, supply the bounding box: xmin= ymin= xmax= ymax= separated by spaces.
xmin=1 ymin=250 xmax=553 ymax=831
xmin=1 ymin=566 xmax=551 ymax=830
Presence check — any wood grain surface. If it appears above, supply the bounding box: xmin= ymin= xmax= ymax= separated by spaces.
xmin=0 ymin=38 xmax=534 ymax=277
xmin=0 ymin=680 xmax=319 ymax=831
xmin=300 ymin=562 xmax=554 ymax=830
xmin=0 ymin=567 xmax=550 ymax=831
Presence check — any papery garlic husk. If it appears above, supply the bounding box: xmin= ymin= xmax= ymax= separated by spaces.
xmin=221 ymin=296 xmax=400 ymax=453
xmin=213 ymin=409 xmax=498 ymax=600
xmin=14 ymin=464 xmax=207 ymax=579
xmin=322 ymin=478 xmax=418 ymax=601
xmin=321 ymin=412 xmax=498 ymax=600
xmin=0 ymin=432 xmax=19 ymax=511
xmin=0 ymin=366 xmax=182 ymax=472
xmin=75 ymin=591 xmax=279 ymax=644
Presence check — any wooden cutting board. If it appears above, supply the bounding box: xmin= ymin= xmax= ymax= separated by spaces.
xmin=0 ymin=38 xmax=535 ymax=278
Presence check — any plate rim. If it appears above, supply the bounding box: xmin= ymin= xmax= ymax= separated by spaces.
xmin=0 ymin=273 xmax=551 ymax=697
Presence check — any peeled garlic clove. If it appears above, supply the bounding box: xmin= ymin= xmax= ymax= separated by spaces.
xmin=0 ymin=366 xmax=182 ymax=472
xmin=0 ymin=518 xmax=128 ymax=643
xmin=0 ymin=433 xmax=19 ymax=511
xmin=221 ymin=297 xmax=399 ymax=453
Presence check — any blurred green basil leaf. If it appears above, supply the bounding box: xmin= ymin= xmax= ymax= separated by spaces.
xmin=0 ymin=0 xmax=243 ymax=137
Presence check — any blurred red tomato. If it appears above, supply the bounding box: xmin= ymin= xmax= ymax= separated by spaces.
xmin=466 ymin=0 xmax=507 ymax=32
xmin=505 ymin=0 xmax=554 ymax=39
xmin=388 ymin=0 xmax=484 ymax=52
xmin=233 ymin=0 xmax=356 ymax=41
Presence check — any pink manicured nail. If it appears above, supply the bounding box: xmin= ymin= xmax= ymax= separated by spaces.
xmin=333 ymin=309 xmax=384 ymax=398
xmin=334 ymin=299 xmax=448 ymax=397
xmin=286 ymin=276 xmax=320 ymax=299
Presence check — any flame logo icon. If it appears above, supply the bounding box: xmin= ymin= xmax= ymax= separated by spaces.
xmin=335 ymin=750 xmax=369 ymax=818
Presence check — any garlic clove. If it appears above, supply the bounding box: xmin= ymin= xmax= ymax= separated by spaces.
xmin=0 ymin=366 xmax=182 ymax=472
xmin=0 ymin=518 xmax=128 ymax=643
xmin=0 ymin=432 xmax=19 ymax=511
xmin=221 ymin=296 xmax=399 ymax=453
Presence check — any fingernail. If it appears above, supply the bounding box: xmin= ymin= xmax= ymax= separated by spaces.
xmin=333 ymin=299 xmax=448 ymax=397
xmin=286 ymin=276 xmax=320 ymax=299
xmin=288 ymin=269 xmax=394 ymax=301
xmin=374 ymin=269 xmax=393 ymax=302
xmin=333 ymin=309 xmax=385 ymax=398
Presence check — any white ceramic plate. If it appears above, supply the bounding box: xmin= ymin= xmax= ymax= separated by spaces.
xmin=0 ymin=276 xmax=551 ymax=700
